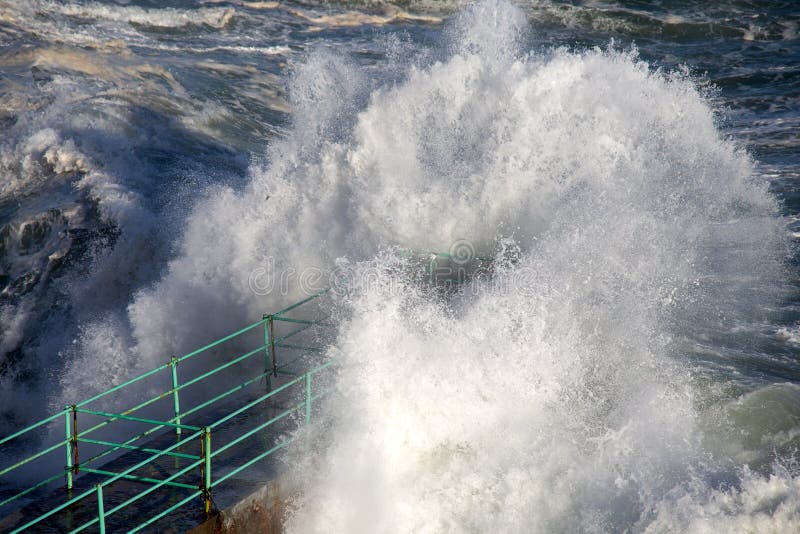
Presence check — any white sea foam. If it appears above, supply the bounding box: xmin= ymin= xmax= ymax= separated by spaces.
xmin=776 ymin=325 xmax=800 ymax=345
xmin=52 ymin=0 xmax=793 ymax=527
xmin=147 ymin=43 xmax=292 ymax=56
xmin=287 ymin=6 xmax=442 ymax=28
xmin=647 ymin=465 xmax=800 ymax=533
xmin=2 ymin=0 xmax=795 ymax=528
xmin=272 ymin=1 xmax=793 ymax=531
xmin=48 ymin=2 xmax=235 ymax=30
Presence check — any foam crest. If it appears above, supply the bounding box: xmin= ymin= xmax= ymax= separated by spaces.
xmin=48 ymin=2 xmax=235 ymax=30
xmin=286 ymin=7 xmax=442 ymax=29
xmin=263 ymin=1 xmax=792 ymax=531
xmin=647 ymin=465 xmax=800 ymax=533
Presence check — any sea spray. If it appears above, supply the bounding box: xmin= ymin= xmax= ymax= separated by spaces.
xmin=11 ymin=0 xmax=794 ymax=528
xmin=264 ymin=1 xmax=795 ymax=531
xmin=0 ymin=0 xmax=795 ymax=527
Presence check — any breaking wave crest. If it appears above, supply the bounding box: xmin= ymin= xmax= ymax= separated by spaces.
xmin=247 ymin=1 xmax=791 ymax=531
xmin=1 ymin=0 xmax=797 ymax=530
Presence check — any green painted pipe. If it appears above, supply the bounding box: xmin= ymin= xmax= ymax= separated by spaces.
xmin=96 ymin=485 xmax=105 ymax=534
xmin=170 ymin=356 xmax=181 ymax=436
xmin=2 ymin=290 xmax=336 ymax=527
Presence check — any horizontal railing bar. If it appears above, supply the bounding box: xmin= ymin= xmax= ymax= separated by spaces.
xmin=274 ymin=323 xmax=313 ymax=344
xmin=70 ymin=456 xmax=203 ymax=534
xmin=177 ymin=346 xmax=263 ymax=391
xmin=212 ymin=437 xmax=294 ymax=487
xmin=273 ymin=361 xmax=331 ymax=379
xmin=78 ymin=437 xmax=200 ymax=460
xmin=275 ymin=355 xmax=305 ymax=371
xmin=212 ymin=401 xmax=302 ymax=457
xmin=0 ymin=471 xmax=65 ymax=508
xmin=99 ymin=428 xmax=201 ymax=487
xmin=177 ymin=318 xmax=266 ymax=364
xmin=271 ymin=353 xmax=318 ymax=376
xmin=0 ymin=411 xmax=63 ymax=446
xmin=77 ymin=363 xmax=170 ymax=408
xmin=178 ymin=371 xmax=267 ymax=421
xmin=80 ymin=467 xmax=197 ymax=490
xmin=101 ymin=457 xmax=203 ymax=522
xmin=80 ymin=425 xmax=165 ymax=472
xmin=67 ymin=516 xmax=99 ymax=534
xmin=79 ymin=386 xmax=173 ymax=441
xmin=10 ymin=485 xmax=97 ymax=533
xmin=209 ymin=361 xmax=330 ymax=431
xmin=0 ymin=438 xmax=66 ymax=477
xmin=311 ymin=360 xmax=334 ymax=375
xmin=308 ymin=392 xmax=326 ymax=409
xmin=80 ymin=370 xmax=269 ymax=470
xmin=128 ymin=489 xmax=201 ymax=533
xmin=273 ymin=289 xmax=329 ymax=317
xmin=211 ymin=374 xmax=305 ymax=429
xmin=70 ymin=319 xmax=265 ymax=407
xmin=69 ymin=427 xmax=202 ymax=510
xmin=75 ymin=409 xmax=201 ymax=431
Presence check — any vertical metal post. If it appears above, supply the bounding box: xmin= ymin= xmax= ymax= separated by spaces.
xmin=170 ymin=356 xmax=181 ymax=436
xmin=262 ymin=315 xmax=272 ymax=391
xmin=64 ymin=407 xmax=73 ymax=491
xmin=96 ymin=484 xmax=106 ymax=534
xmin=305 ymin=372 xmax=312 ymax=425
xmin=268 ymin=315 xmax=277 ymax=377
xmin=201 ymin=427 xmax=212 ymax=515
xmin=70 ymin=405 xmax=79 ymax=475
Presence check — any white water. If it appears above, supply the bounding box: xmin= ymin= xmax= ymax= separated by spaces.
xmin=4 ymin=0 xmax=797 ymax=528
xmin=263 ymin=2 xmax=794 ymax=532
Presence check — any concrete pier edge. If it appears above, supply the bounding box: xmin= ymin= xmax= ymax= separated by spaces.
xmin=190 ymin=480 xmax=291 ymax=534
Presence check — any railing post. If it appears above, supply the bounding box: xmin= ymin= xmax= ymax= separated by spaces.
xmin=96 ymin=484 xmax=106 ymax=534
xmin=170 ymin=356 xmax=181 ymax=436
xmin=305 ymin=372 xmax=312 ymax=425
xmin=200 ymin=427 xmax=212 ymax=515
xmin=262 ymin=315 xmax=272 ymax=391
xmin=70 ymin=405 xmax=79 ymax=475
xmin=64 ymin=407 xmax=73 ymax=491
xmin=268 ymin=315 xmax=277 ymax=377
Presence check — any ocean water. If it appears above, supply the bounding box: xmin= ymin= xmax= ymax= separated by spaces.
xmin=1 ymin=0 xmax=799 ymax=531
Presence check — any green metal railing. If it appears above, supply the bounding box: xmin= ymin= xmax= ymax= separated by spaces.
xmin=0 ymin=289 xmax=331 ymax=533
xmin=1 ymin=250 xmax=492 ymax=532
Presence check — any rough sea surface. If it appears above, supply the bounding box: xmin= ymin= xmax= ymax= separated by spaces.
xmin=0 ymin=0 xmax=799 ymax=532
